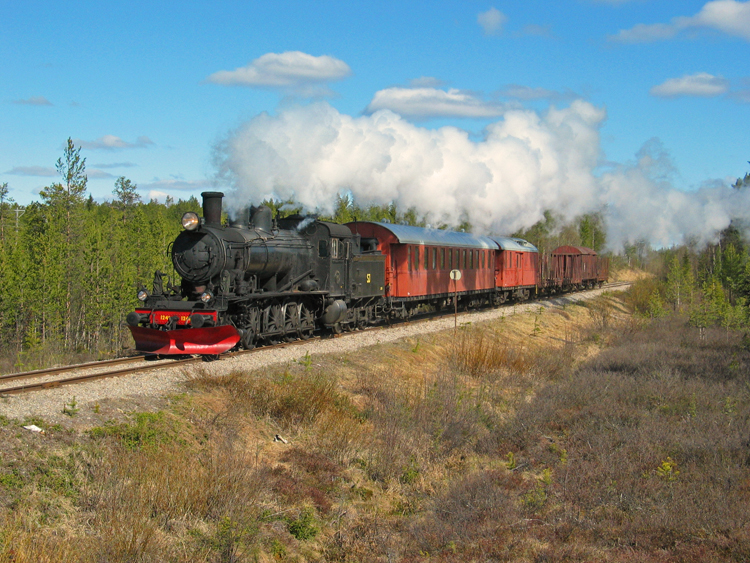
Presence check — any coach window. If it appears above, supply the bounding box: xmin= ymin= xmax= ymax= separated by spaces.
xmin=440 ymin=248 xmax=445 ymax=270
xmin=431 ymin=248 xmax=436 ymax=270
xmin=469 ymin=250 xmax=473 ymax=269
xmin=415 ymin=246 xmax=420 ymax=271
xmin=424 ymin=247 xmax=429 ymax=270
xmin=408 ymin=246 xmax=412 ymax=272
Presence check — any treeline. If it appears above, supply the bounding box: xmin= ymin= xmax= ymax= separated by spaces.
xmin=0 ymin=141 xmax=198 ymax=370
xmin=623 ymin=218 xmax=750 ymax=336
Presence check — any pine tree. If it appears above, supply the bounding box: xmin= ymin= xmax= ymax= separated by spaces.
xmin=112 ymin=176 xmax=141 ymax=225
xmin=38 ymin=139 xmax=89 ymax=349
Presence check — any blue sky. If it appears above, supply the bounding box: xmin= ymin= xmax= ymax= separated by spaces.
xmin=2 ymin=1 xmax=749 ymax=246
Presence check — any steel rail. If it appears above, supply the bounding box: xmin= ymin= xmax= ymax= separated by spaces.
xmin=0 ymin=357 xmax=199 ymax=396
xmin=0 ymin=355 xmax=154 ymax=383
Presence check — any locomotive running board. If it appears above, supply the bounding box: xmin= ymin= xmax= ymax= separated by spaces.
xmin=128 ymin=325 xmax=240 ymax=355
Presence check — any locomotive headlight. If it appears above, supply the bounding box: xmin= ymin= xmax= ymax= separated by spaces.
xmin=181 ymin=212 xmax=201 ymax=231
xmin=200 ymin=290 xmax=213 ymax=303
xmin=137 ymin=288 xmax=149 ymax=301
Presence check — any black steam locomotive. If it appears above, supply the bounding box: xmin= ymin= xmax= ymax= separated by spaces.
xmin=127 ymin=192 xmax=386 ymax=354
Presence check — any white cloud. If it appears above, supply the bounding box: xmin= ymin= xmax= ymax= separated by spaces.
xmin=74 ymin=135 xmax=154 ymax=151
xmin=6 ymin=165 xmax=113 ymax=179
xmin=6 ymin=166 xmax=57 ymax=176
xmin=611 ymin=0 xmax=750 ymax=43
xmin=86 ymin=169 xmax=115 ymax=179
xmin=12 ymin=96 xmax=53 ymax=106
xmin=147 ymin=190 xmax=171 ymax=203
xmin=729 ymin=89 xmax=750 ymax=102
xmin=500 ymin=84 xmax=576 ymax=101
xmin=691 ymin=0 xmax=750 ymax=39
xmin=206 ymin=51 xmax=351 ymax=95
xmin=409 ymin=76 xmax=446 ymax=88
xmin=215 ymin=102 xmax=750 ymax=250
xmin=610 ymin=22 xmax=678 ymax=43
xmin=141 ymin=179 xmax=217 ymax=204
xmin=650 ymin=72 xmax=730 ymax=97
xmin=92 ymin=162 xmax=137 ymax=169
xmin=478 ymin=7 xmax=507 ymax=36
xmin=366 ymin=87 xmax=512 ymax=118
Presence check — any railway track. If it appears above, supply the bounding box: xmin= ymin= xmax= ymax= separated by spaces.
xmin=0 ymin=332 xmax=341 ymax=397
xmin=0 ymin=281 xmax=630 ymax=397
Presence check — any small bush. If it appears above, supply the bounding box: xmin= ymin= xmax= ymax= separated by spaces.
xmin=287 ymin=507 xmax=318 ymax=541
xmin=89 ymin=411 xmax=173 ymax=449
xmin=625 ymin=277 xmax=666 ymax=317
xmin=189 ymin=369 xmax=345 ymax=429
xmin=449 ymin=327 xmax=529 ymax=378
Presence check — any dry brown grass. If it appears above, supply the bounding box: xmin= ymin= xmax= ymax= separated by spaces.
xmin=4 ymin=292 xmax=749 ymax=561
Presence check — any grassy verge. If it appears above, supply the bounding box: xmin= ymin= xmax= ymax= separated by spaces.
xmin=2 ymin=292 xmax=749 ymax=562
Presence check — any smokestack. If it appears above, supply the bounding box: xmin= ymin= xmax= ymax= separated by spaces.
xmin=202 ymin=191 xmax=224 ymax=227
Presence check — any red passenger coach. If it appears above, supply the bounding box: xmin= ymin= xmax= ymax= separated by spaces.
xmin=346 ymin=222 xmax=497 ymax=301
xmin=490 ymin=237 xmax=540 ymax=302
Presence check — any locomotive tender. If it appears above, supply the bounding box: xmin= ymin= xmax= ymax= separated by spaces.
xmin=127 ymin=191 xmax=607 ymax=355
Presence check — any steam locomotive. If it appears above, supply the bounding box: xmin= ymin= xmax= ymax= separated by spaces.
xmin=127 ymin=191 xmax=607 ymax=355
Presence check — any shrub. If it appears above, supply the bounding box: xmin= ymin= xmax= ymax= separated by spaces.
xmin=188 ymin=369 xmax=345 ymax=429
xmin=451 ymin=327 xmax=529 ymax=378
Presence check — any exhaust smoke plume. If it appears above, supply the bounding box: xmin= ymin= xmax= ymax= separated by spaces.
xmin=215 ymin=101 xmax=750 ymax=250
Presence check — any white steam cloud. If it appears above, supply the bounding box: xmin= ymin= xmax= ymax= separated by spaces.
xmin=215 ymin=101 xmax=750 ymax=250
